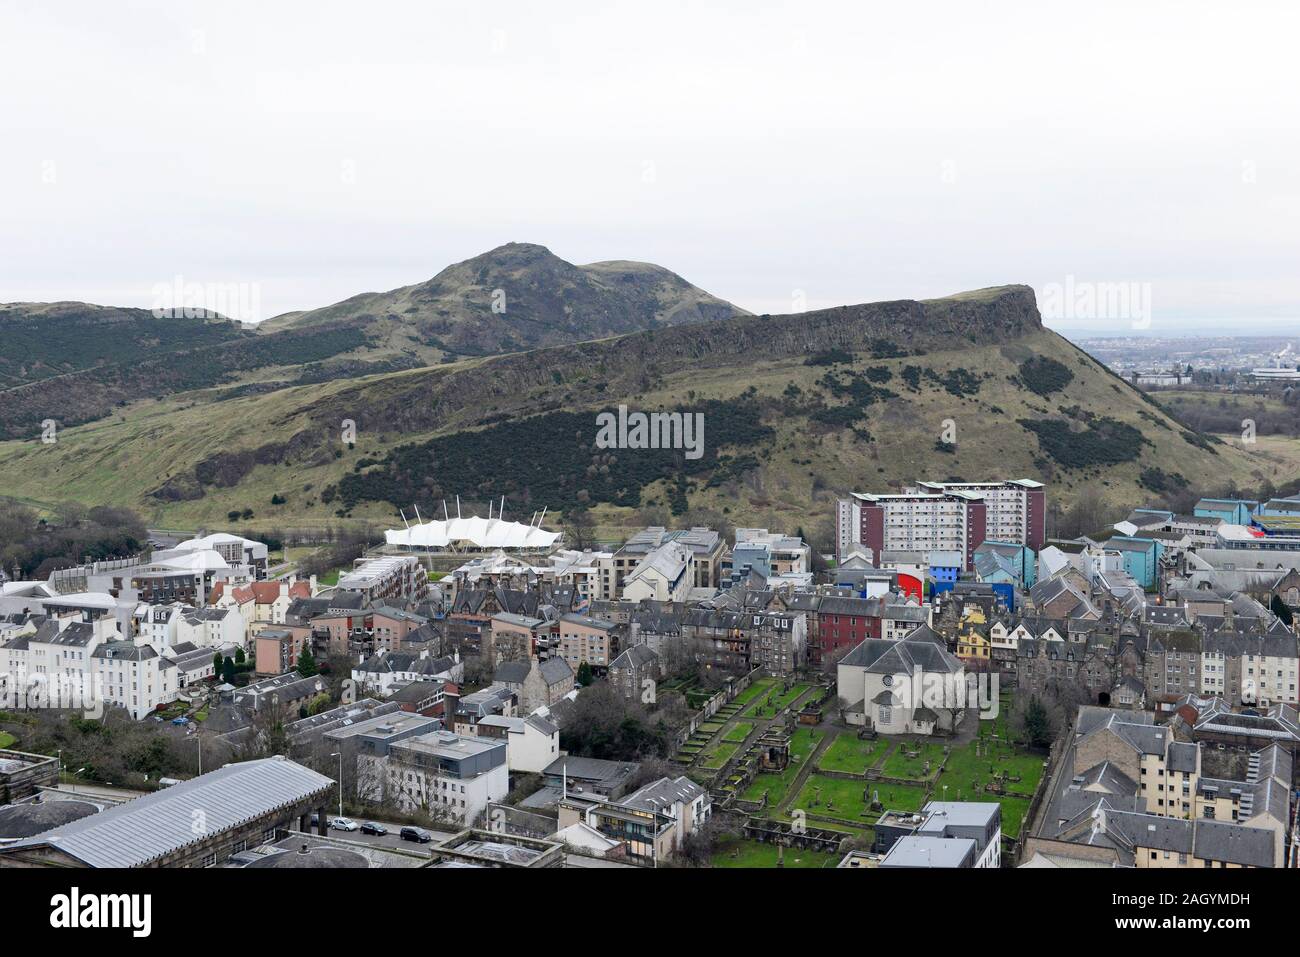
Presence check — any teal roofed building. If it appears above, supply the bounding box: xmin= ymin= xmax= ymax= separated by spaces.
xmin=973 ymin=540 xmax=1036 ymax=587
xmin=1109 ymin=536 xmax=1163 ymax=590
xmin=1194 ymin=498 xmax=1257 ymax=525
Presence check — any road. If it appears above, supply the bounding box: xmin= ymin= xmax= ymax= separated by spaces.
xmin=309 ymin=817 xmax=457 ymax=855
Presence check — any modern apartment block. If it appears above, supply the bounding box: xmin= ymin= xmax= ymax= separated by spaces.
xmin=354 ymin=727 xmax=509 ymax=824
xmin=837 ymin=479 xmax=1045 ymax=569
xmin=911 ymin=480 xmax=1046 ymax=551
xmin=836 ymin=490 xmax=987 ymax=571
xmin=337 ymin=555 xmax=429 ymax=605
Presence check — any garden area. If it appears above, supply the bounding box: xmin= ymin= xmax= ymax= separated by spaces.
xmin=816 ymin=732 xmax=888 ymax=774
xmin=711 ymin=838 xmax=838 ymax=869
xmin=793 ymin=774 xmax=930 ymax=821
xmin=741 ymin=682 xmax=812 ymax=719
xmin=729 ymin=677 xmax=776 ymax=709
xmin=745 ymin=688 xmax=1049 ymax=844
xmin=698 ymin=741 xmax=740 ymax=770
xmin=723 ymin=721 xmax=754 ymax=744
xmin=737 ymin=727 xmax=823 ymax=806
xmin=880 ymin=741 xmax=947 ymax=781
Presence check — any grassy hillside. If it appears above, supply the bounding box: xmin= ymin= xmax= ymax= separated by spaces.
xmin=1 ymin=285 xmax=1286 ymax=540
xmin=258 ymin=242 xmax=747 ymax=362
xmin=0 ymin=301 xmax=252 ymax=389
xmin=0 ymin=243 xmax=745 ymax=441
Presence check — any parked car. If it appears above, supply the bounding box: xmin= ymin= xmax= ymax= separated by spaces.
xmin=360 ymin=821 xmax=388 ymax=836
xmin=330 ymin=817 xmax=359 ymax=832
xmin=400 ymin=826 xmax=433 ymax=843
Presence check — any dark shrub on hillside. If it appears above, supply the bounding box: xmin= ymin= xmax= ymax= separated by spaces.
xmin=1018 ymin=356 xmax=1074 ymax=396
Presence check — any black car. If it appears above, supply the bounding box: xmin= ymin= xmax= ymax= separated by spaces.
xmin=361 ymin=821 xmax=388 ymax=836
xmin=400 ymin=826 xmax=433 ymax=843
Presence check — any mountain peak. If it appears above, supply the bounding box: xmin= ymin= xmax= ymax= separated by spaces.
xmin=261 ymin=244 xmax=747 ymax=359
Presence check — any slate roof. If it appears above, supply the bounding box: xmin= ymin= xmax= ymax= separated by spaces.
xmin=840 ymin=630 xmax=962 ymax=676
xmin=620 ymin=775 xmax=705 ymax=815
xmin=609 ymin=644 xmax=659 ymax=670
xmin=92 ymin=640 xmax=166 ymax=663
xmin=539 ymin=656 xmax=574 ymax=686
xmin=495 ymin=660 xmax=531 ymax=684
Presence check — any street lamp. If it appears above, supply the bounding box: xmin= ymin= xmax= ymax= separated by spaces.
xmin=330 ymin=752 xmax=343 ymax=817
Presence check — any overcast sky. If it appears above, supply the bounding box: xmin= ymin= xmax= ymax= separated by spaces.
xmin=2 ymin=0 xmax=1298 ymax=335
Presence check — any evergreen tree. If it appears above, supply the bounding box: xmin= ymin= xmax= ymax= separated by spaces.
xmin=297 ymin=644 xmax=318 ymax=677
xmin=1023 ymin=696 xmax=1052 ymax=748
xmin=1271 ymin=593 xmax=1293 ymax=626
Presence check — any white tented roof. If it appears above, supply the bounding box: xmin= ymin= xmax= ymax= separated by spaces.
xmin=386 ymin=516 xmax=560 ymax=550
xmin=151 ymin=550 xmax=232 ymax=573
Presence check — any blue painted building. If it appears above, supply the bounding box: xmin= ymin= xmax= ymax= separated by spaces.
xmin=926 ymin=550 xmax=963 ymax=587
xmin=1194 ymin=498 xmax=1257 ymax=526
xmin=1109 ymin=536 xmax=1163 ymax=589
xmin=973 ymin=541 xmax=1037 ymax=588
xmin=1258 ymin=495 xmax=1300 ymax=517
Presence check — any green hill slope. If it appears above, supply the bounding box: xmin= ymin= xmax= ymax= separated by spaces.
xmin=2 ymin=284 xmax=1286 ymax=537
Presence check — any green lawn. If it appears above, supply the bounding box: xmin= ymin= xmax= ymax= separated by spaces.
xmin=731 ymin=678 xmax=775 ymax=708
xmin=723 ymin=721 xmax=754 ymax=743
xmin=940 ymin=739 xmax=1045 ymax=798
xmin=712 ymin=840 xmax=838 ymax=869
xmin=737 ymin=728 xmax=823 ymax=805
xmin=793 ymin=774 xmax=929 ymax=821
xmin=978 ymin=691 xmax=1015 ymax=741
xmin=698 ymin=742 xmax=739 ymax=770
xmin=0 ymin=731 xmax=15 ymax=749
xmin=741 ymin=682 xmax=812 ymax=719
xmin=880 ymin=742 xmax=946 ymax=781
xmin=817 ymin=733 xmax=889 ymax=774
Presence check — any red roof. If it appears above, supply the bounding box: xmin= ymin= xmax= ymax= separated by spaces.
xmin=210 ymin=579 xmax=308 ymax=606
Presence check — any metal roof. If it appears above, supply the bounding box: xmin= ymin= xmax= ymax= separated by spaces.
xmin=0 ymin=757 xmax=334 ymax=867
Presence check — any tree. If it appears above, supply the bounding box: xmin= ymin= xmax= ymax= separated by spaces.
xmin=1270 ymin=593 xmax=1294 ymax=627
xmin=220 ymin=657 xmax=237 ymax=684
xmin=563 ymin=507 xmax=597 ymax=551
xmin=297 ymin=644 xmax=319 ymax=677
xmin=234 ymin=646 xmax=246 ymax=665
xmin=1021 ymin=696 xmax=1052 ymax=749
xmin=213 ymin=651 xmax=224 ymax=677
xmin=576 ymin=661 xmax=593 ymax=686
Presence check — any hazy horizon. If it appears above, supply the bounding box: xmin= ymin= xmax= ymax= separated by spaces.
xmin=4 ymin=1 xmax=1299 ymax=338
